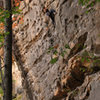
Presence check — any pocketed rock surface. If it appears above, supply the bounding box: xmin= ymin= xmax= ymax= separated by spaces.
xmin=12 ymin=0 xmax=100 ymax=100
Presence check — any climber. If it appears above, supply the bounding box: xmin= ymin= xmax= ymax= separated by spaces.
xmin=45 ymin=8 xmax=56 ymax=26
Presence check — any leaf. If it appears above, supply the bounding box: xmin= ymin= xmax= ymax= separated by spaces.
xmin=65 ymin=44 xmax=70 ymax=49
xmin=96 ymin=0 xmax=100 ymax=2
xmin=82 ymin=68 xmax=86 ymax=72
xmin=79 ymin=0 xmax=85 ymax=5
xmin=93 ymin=59 xmax=100 ymax=63
xmin=0 ymin=8 xmax=3 ymax=12
xmin=61 ymin=52 xmax=64 ymax=57
xmin=63 ymin=50 xmax=67 ymax=53
xmin=4 ymin=13 xmax=10 ymax=18
xmin=48 ymin=47 xmax=54 ymax=51
xmin=81 ymin=57 xmax=85 ymax=62
xmin=0 ymin=39 xmax=4 ymax=43
xmin=86 ymin=58 xmax=90 ymax=62
xmin=12 ymin=8 xmax=22 ymax=14
xmin=0 ymin=35 xmax=4 ymax=39
xmin=4 ymin=32 xmax=10 ymax=35
xmin=12 ymin=6 xmax=19 ymax=10
xmin=80 ymin=67 xmax=86 ymax=72
xmin=0 ymin=17 xmax=5 ymax=23
xmin=85 ymin=10 xmax=89 ymax=14
xmin=50 ymin=57 xmax=58 ymax=64
xmin=53 ymin=50 xmax=58 ymax=55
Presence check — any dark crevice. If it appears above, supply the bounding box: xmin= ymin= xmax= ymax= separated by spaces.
xmin=67 ymin=32 xmax=88 ymax=61
xmin=61 ymin=0 xmax=68 ymax=5
xmin=74 ymin=15 xmax=79 ymax=19
xmin=71 ymin=70 xmax=84 ymax=83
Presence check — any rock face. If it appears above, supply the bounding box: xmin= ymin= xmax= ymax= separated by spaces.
xmin=12 ymin=61 xmax=23 ymax=95
xmin=13 ymin=0 xmax=100 ymax=100
xmin=66 ymin=72 xmax=100 ymax=100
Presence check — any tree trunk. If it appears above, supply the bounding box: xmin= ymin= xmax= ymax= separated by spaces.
xmin=3 ymin=0 xmax=12 ymax=100
xmin=0 ymin=57 xmax=5 ymax=94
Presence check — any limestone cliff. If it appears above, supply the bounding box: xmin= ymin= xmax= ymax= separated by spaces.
xmin=13 ymin=0 xmax=100 ymax=100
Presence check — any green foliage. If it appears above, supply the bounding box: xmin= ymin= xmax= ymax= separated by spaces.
xmin=79 ymin=0 xmax=100 ymax=14
xmin=86 ymin=2 xmax=94 ymax=8
xmin=0 ymin=87 xmax=3 ymax=95
xmin=0 ymin=32 xmax=10 ymax=47
xmin=81 ymin=50 xmax=100 ymax=69
xmin=4 ymin=32 xmax=10 ymax=35
xmin=61 ymin=51 xmax=64 ymax=57
xmin=86 ymin=58 xmax=90 ymax=62
xmin=65 ymin=44 xmax=70 ymax=49
xmin=48 ymin=47 xmax=54 ymax=51
xmin=81 ymin=57 xmax=85 ymax=62
xmin=85 ymin=10 xmax=89 ymax=14
xmin=0 ymin=9 xmax=10 ymax=23
xmin=61 ymin=50 xmax=67 ymax=57
xmin=48 ymin=44 xmax=70 ymax=64
xmin=47 ymin=47 xmax=54 ymax=53
xmin=53 ymin=50 xmax=58 ymax=55
xmin=80 ymin=67 xmax=87 ymax=72
xmin=93 ymin=59 xmax=100 ymax=63
xmin=12 ymin=7 xmax=22 ymax=14
xmin=79 ymin=0 xmax=86 ymax=5
xmin=93 ymin=59 xmax=100 ymax=67
xmin=81 ymin=51 xmax=91 ymax=63
xmin=50 ymin=57 xmax=58 ymax=64
xmin=0 ymin=72 xmax=3 ymax=98
xmin=79 ymin=0 xmax=100 ymax=5
xmin=0 ymin=6 xmax=21 ymax=47
xmin=79 ymin=0 xmax=100 ymax=9
xmin=47 ymin=46 xmax=58 ymax=64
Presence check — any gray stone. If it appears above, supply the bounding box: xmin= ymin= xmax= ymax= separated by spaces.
xmin=13 ymin=0 xmax=100 ymax=100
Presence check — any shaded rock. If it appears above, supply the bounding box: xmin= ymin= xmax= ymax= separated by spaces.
xmin=67 ymin=72 xmax=100 ymax=100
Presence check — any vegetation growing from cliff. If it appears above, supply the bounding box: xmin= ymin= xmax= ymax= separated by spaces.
xmin=47 ymin=44 xmax=70 ymax=64
xmin=48 ymin=44 xmax=100 ymax=71
xmin=79 ymin=0 xmax=100 ymax=14
xmin=79 ymin=0 xmax=100 ymax=5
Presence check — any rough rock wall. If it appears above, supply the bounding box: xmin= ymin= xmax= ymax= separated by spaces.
xmin=13 ymin=0 xmax=100 ymax=100
xmin=66 ymin=72 xmax=100 ymax=100
xmin=12 ymin=61 xmax=22 ymax=95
